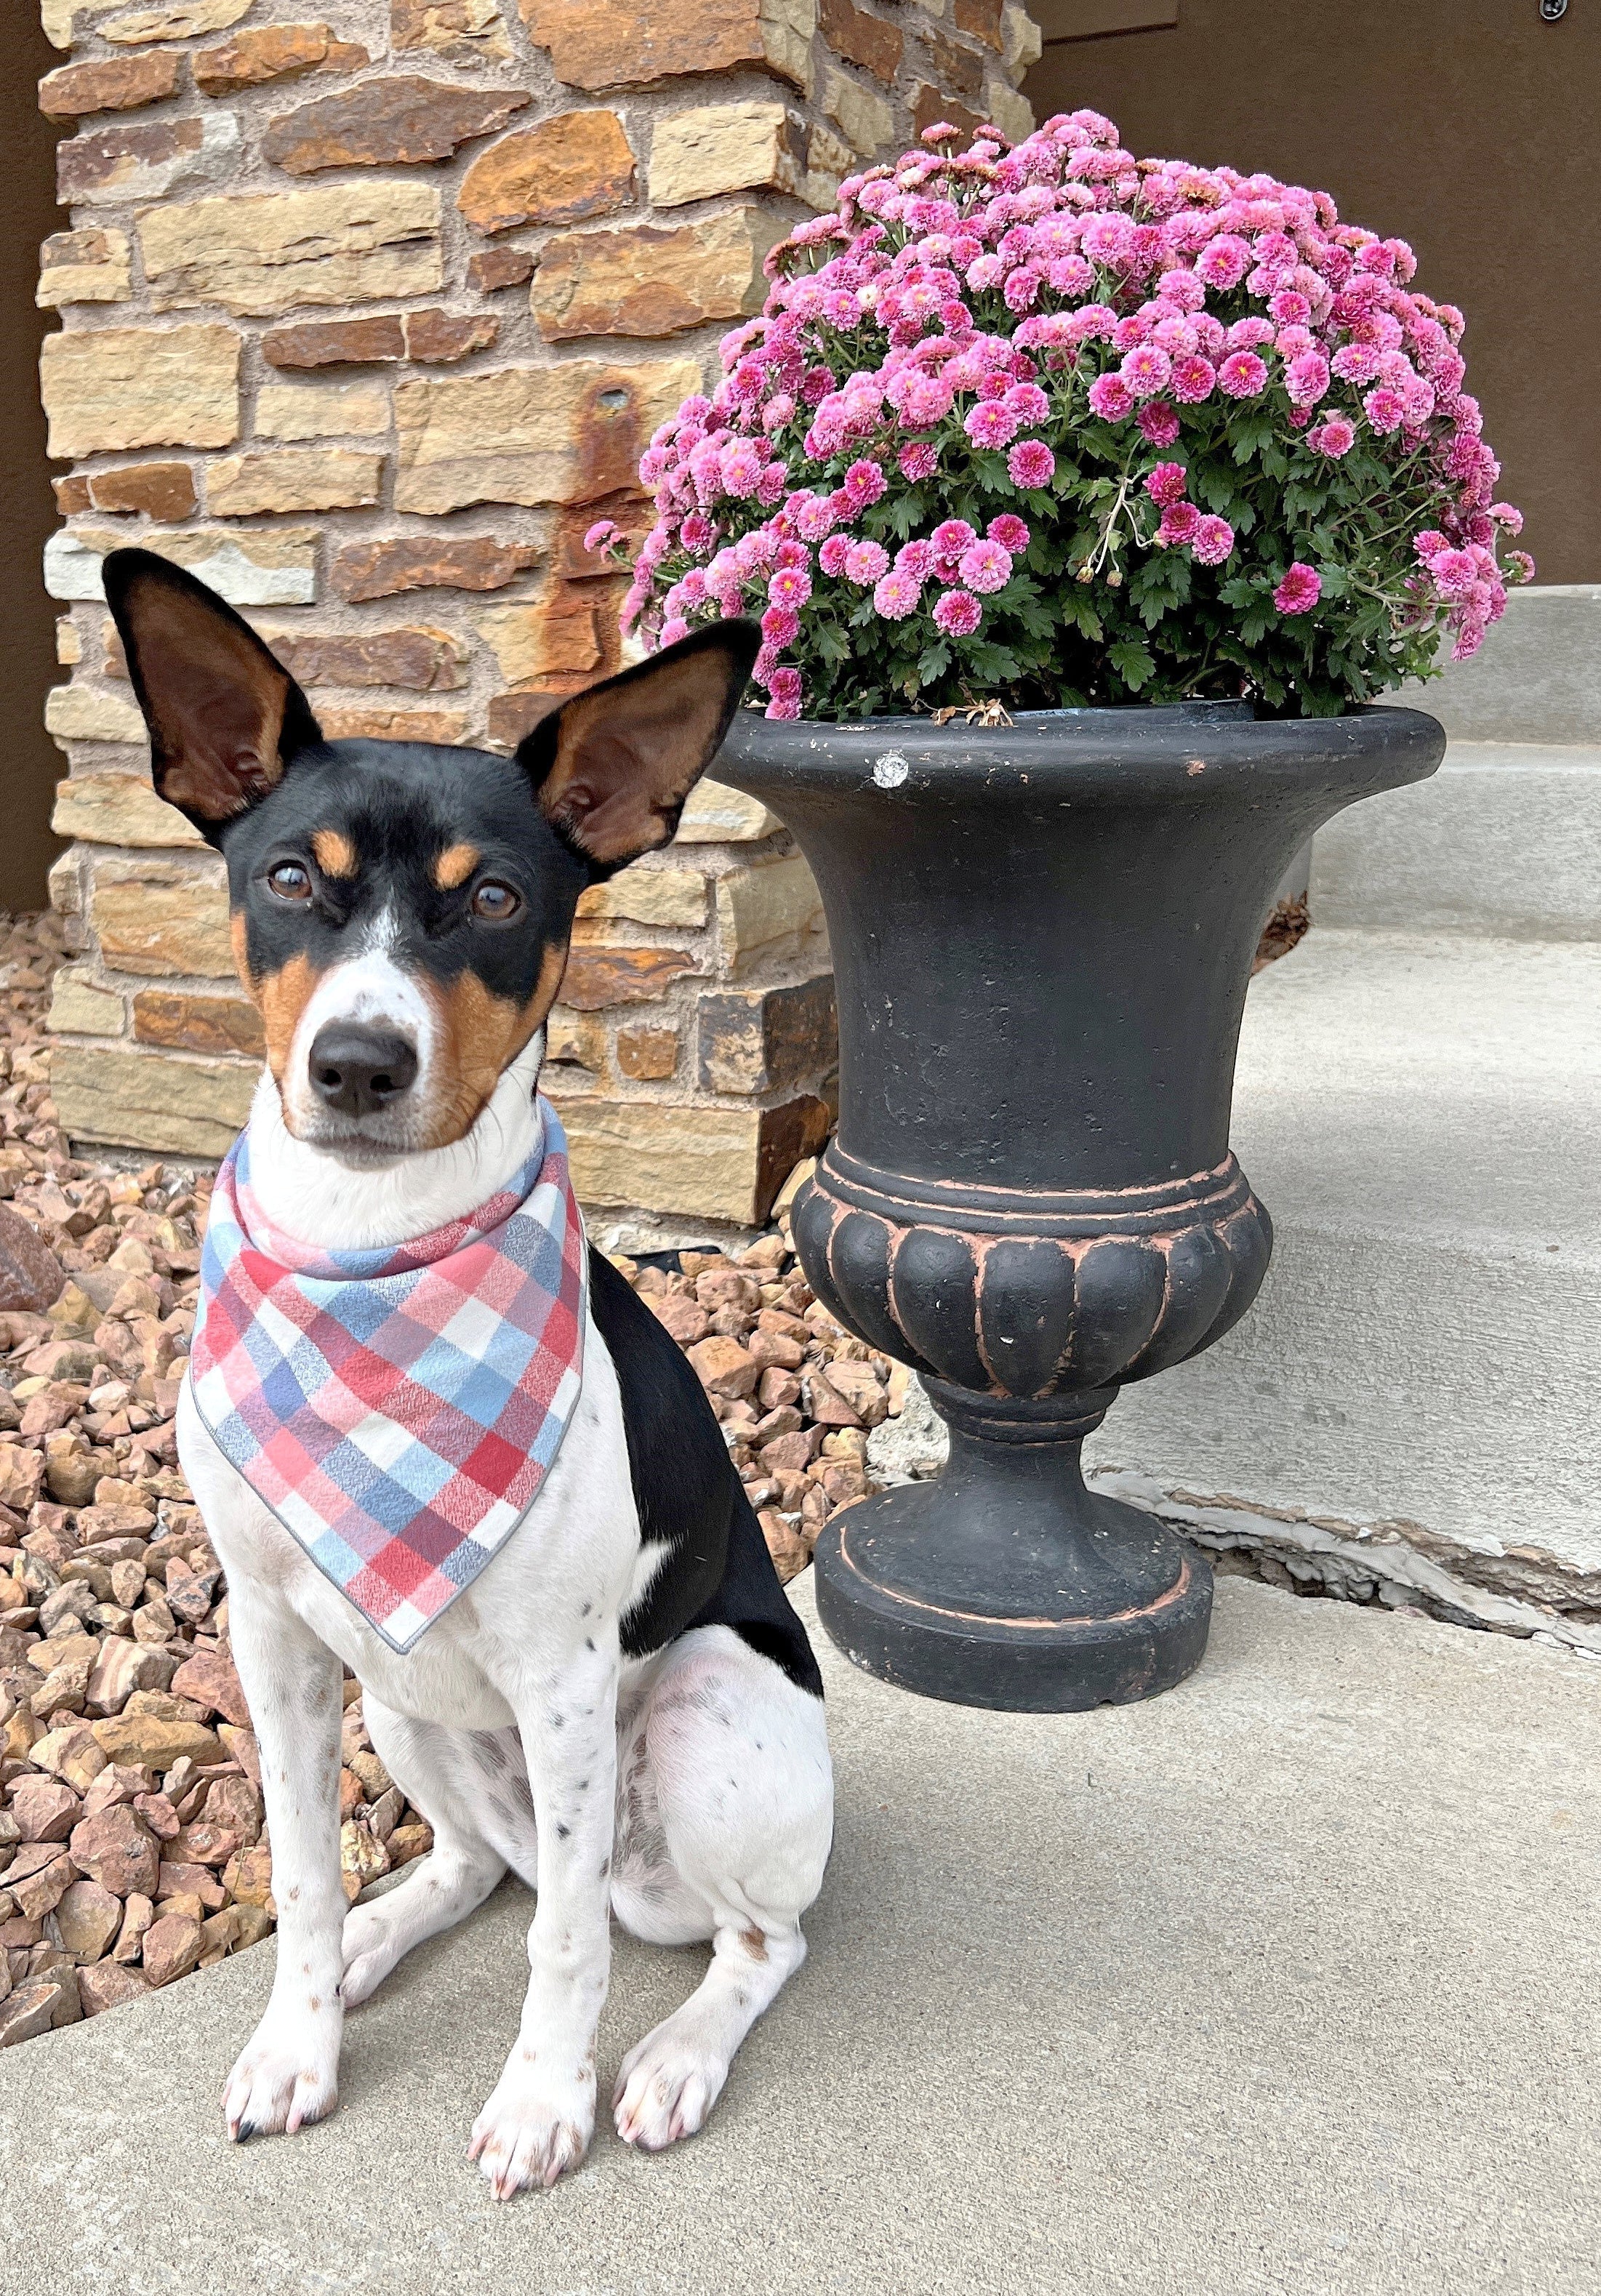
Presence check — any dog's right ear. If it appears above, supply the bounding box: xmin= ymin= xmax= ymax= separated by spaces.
xmin=103 ymin=547 xmax=323 ymax=845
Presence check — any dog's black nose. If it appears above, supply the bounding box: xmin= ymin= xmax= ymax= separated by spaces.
xmin=308 ymin=1024 xmax=419 ymax=1119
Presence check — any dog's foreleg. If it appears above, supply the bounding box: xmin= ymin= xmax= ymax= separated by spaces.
xmin=468 ymin=1631 xmax=619 ymax=2198
xmin=220 ymin=1584 xmax=347 ymax=2143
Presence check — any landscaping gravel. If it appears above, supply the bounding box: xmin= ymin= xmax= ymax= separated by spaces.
xmin=0 ymin=907 xmax=894 ymax=2050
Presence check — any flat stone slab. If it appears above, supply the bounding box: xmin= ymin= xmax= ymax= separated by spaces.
xmin=2 ymin=1576 xmax=1597 ymax=2296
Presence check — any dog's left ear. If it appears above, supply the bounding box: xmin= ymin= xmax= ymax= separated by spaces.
xmin=517 ymin=621 xmax=761 ymax=878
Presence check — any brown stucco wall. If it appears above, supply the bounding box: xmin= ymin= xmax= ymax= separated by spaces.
xmin=1027 ymin=0 xmax=1600 ymax=584
xmin=0 ymin=14 xmax=68 ymax=911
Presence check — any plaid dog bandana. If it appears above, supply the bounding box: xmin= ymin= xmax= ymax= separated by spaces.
xmin=190 ymin=1099 xmax=586 ymax=1652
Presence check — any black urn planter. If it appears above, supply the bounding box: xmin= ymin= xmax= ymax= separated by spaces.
xmin=718 ymin=700 xmax=1445 ymax=1714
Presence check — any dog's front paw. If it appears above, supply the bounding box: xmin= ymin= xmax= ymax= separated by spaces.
xmin=468 ymin=2062 xmax=595 ymax=2199
xmin=222 ymin=2011 xmax=340 ymax=2143
xmin=613 ymin=2019 xmax=730 ymax=2151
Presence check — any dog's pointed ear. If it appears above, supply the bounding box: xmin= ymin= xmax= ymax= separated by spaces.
xmin=515 ymin=622 xmax=761 ymax=878
xmin=103 ymin=547 xmax=323 ymax=844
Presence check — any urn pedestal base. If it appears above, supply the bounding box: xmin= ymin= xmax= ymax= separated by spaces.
xmin=814 ymin=1384 xmax=1212 ymax=1712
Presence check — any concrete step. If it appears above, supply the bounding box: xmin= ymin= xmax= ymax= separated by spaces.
xmin=1311 ymin=742 xmax=1601 ymax=940
xmin=1398 ymin=582 xmax=1601 ymax=745
xmin=3 ymin=1571 xmax=1597 ymax=2296
xmin=1084 ymin=929 xmax=1601 ymax=1609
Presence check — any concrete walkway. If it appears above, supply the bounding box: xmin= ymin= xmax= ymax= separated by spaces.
xmin=2 ymin=1576 xmax=1597 ymax=2296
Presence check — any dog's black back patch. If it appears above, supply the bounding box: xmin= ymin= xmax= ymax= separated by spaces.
xmin=587 ymin=1248 xmax=823 ymax=1698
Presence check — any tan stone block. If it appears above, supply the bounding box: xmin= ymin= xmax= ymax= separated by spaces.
xmin=57 ymin=112 xmax=241 ymax=206
xmin=614 ymin=1024 xmax=678 ymax=1080
xmin=531 ymin=206 xmax=782 ymax=342
xmin=40 ymin=326 xmax=240 ymax=458
xmin=1000 ymin=0 xmax=1043 ymax=70
xmin=984 ymin=80 xmax=1032 ymax=144
xmin=38 ymin=50 xmax=181 ymax=119
xmin=103 ymin=0 xmax=251 ymax=36
xmin=132 ymin=989 xmax=265 ymax=1059
xmin=193 ymin=23 xmax=371 ymax=95
xmin=818 ymin=0 xmax=901 ymax=81
xmin=549 ymin=1093 xmax=826 ymax=1224
xmin=140 ymin=182 xmax=443 ymax=318
xmin=458 ymin=110 xmax=635 ymax=234
xmin=717 ymin=854 xmax=823 ymax=961
xmin=331 ymin=534 xmax=541 ymax=602
xmin=316 ymin=706 xmax=470 ymax=742
xmin=254 ymin=378 xmax=390 ymax=441
xmin=257 ymin=625 xmax=470 ymax=691
xmin=38 ymin=229 xmax=131 ymax=309
xmin=558 ymin=946 xmax=697 ymax=1010
xmin=51 ymin=1044 xmax=256 ymax=1159
xmin=47 ymin=970 xmax=125 ymax=1039
xmin=87 ymin=463 xmax=196 ymax=522
xmin=801 ymin=121 xmax=852 ymax=212
xmin=43 ymin=0 xmax=122 ymax=47
xmin=49 ymin=852 xmax=84 ymax=918
xmin=649 ymin=102 xmax=799 ymax=209
xmin=393 ymin=355 xmax=701 ymax=514
xmin=57 ymin=619 xmax=83 ymax=665
xmin=576 ymin=865 xmax=709 ymax=928
xmin=822 ymin=63 xmax=894 ymax=156
xmin=518 ymin=0 xmax=815 ymax=91
xmin=262 ymin=75 xmax=529 ymax=174
xmin=393 ymin=0 xmax=511 ymax=62
xmin=545 ymin=1008 xmax=605 ymax=1069
xmin=91 ymin=866 xmax=233 ymax=979
xmin=676 ymin=778 xmax=781 ymax=843
xmin=697 ymin=973 xmax=835 ymax=1093
xmin=476 ymin=597 xmax=602 ymax=686
xmin=206 ymin=449 xmax=383 ymax=516
xmin=44 ymin=684 xmax=146 ymax=749
xmin=45 ymin=526 xmax=318 ymax=609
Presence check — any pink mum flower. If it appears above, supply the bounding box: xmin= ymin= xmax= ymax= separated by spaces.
xmin=896 ymin=539 xmax=936 ymax=579
xmin=659 ymin=617 xmax=691 ymax=646
xmin=761 ymin=603 xmax=800 ymax=646
xmin=1087 ymin=372 xmax=1134 ymax=420
xmin=1272 ymin=562 xmax=1322 ymax=614
xmin=1195 ymin=233 xmax=1251 ymax=289
xmin=765 ymin=666 xmax=803 ymax=720
xmin=987 ymin=513 xmax=1030 ymax=553
xmin=1307 ymin=416 xmax=1355 ymax=457
xmin=1156 ymin=502 xmax=1200 ymax=546
xmin=843 ymin=458 xmax=888 ymax=508
xmin=958 ymin=539 xmax=1012 ymax=593
xmin=899 ymin=441 xmax=939 ymax=481
xmin=1136 ymin=401 xmax=1181 ymax=446
xmin=1191 ymin=515 xmax=1235 ymax=565
xmin=1144 ymin=462 xmax=1189 ymax=507
xmin=843 ymin=539 xmax=890 ymax=586
xmin=768 ymin=563 xmax=813 ymax=610
xmin=931 ymin=519 xmax=977 ymax=558
xmin=719 ymin=439 xmax=766 ymax=496
xmin=1363 ymin=385 xmax=1406 ymax=433
xmin=1007 ymin=438 xmax=1056 ymax=487
xmin=1490 ymin=502 xmax=1525 ymax=534
xmin=819 ymin=533 xmax=851 ymax=577
xmin=1217 ymin=351 xmax=1268 ymax=398
xmin=1285 ymin=351 xmax=1331 ymax=409
xmin=1169 ymin=354 xmax=1216 ymax=404
xmin=965 ymin=400 xmax=1022 ymax=449
xmin=582 ymin=519 xmax=619 ymax=553
xmin=1119 ymin=344 xmax=1172 ymax=400
xmin=933 ymin=589 xmax=982 ymax=637
xmin=872 ymin=569 xmax=923 ymax=619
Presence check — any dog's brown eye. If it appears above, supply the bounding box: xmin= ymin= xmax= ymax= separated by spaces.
xmin=267 ymin=862 xmax=312 ymax=902
xmin=470 ymin=880 xmax=522 ymax=923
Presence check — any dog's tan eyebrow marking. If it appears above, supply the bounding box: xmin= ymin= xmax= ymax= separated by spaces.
xmin=310 ymin=829 xmax=358 ymax=878
xmin=433 ymin=840 xmax=481 ymax=891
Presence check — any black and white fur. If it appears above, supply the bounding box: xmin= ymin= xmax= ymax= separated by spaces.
xmin=103 ymin=549 xmax=833 ymax=2197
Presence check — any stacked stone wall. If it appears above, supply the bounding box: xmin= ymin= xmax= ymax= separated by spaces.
xmin=36 ymin=0 xmax=1040 ymax=1232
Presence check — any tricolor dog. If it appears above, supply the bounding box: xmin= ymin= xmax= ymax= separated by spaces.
xmin=103 ymin=547 xmax=833 ymax=2198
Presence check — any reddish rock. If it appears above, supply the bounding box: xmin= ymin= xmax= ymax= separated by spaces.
xmin=157 ymin=1860 xmax=227 ymax=1908
xmin=953 ymin=0 xmax=1004 ymax=45
xmin=558 ymin=947 xmax=697 ymax=1011
xmin=330 ymin=534 xmax=541 ymax=602
xmin=748 ymin=1328 xmax=805 ymax=1371
xmin=53 ymin=474 xmax=92 ymax=514
xmin=56 ymin=116 xmax=212 ymax=205
xmin=111 ymin=1892 xmax=155 ymax=1963
xmin=10 ymin=1854 xmax=76 ymax=1924
xmin=87 ymin=462 xmax=197 ymax=522
xmin=761 ymin=1426 xmax=824 ymax=1474
xmin=49 ymin=1877 xmax=122 ymax=1962
xmin=141 ymin=1911 xmax=202 ymax=1987
xmin=169 ymin=1647 xmax=250 ymax=1727
xmin=645 ymin=1293 xmax=710 ymax=1347
xmin=0 ymin=1972 xmax=79 ymax=2044
xmin=86 ymin=1638 xmax=177 ymax=1717
xmin=468 ymin=244 xmax=535 ymax=293
xmin=0 ymin=1207 xmax=65 ymax=1314
xmin=818 ymin=0 xmax=903 ymax=81
xmin=79 ymin=1962 xmax=152 ymax=2015
xmin=686 ymin=1336 xmax=760 ymax=1400
xmin=262 ymin=76 xmax=530 ymax=173
xmin=168 ymin=1820 xmax=241 ymax=1868
xmin=201 ymin=1772 xmax=262 ymax=1846
xmin=261 ymin=314 xmax=406 ymax=369
xmin=132 ymin=990 xmax=267 ymax=1061
xmin=911 ymin=85 xmax=986 ymax=148
xmin=39 ymin=51 xmax=183 ymax=121
xmin=68 ymin=1805 xmax=161 ymax=1898
xmin=193 ymin=23 xmax=369 ymax=96
xmin=457 ymin=110 xmax=635 ymax=233
xmin=264 ymin=626 xmax=470 ymax=694
xmin=404 ymin=309 xmax=499 ymax=362
xmin=9 ymin=1777 xmax=81 ymax=1844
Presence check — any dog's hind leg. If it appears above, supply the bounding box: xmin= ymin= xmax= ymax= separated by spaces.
xmin=340 ymin=1701 xmax=533 ymax=2005
xmin=611 ymin=1626 xmax=833 ymax=2151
